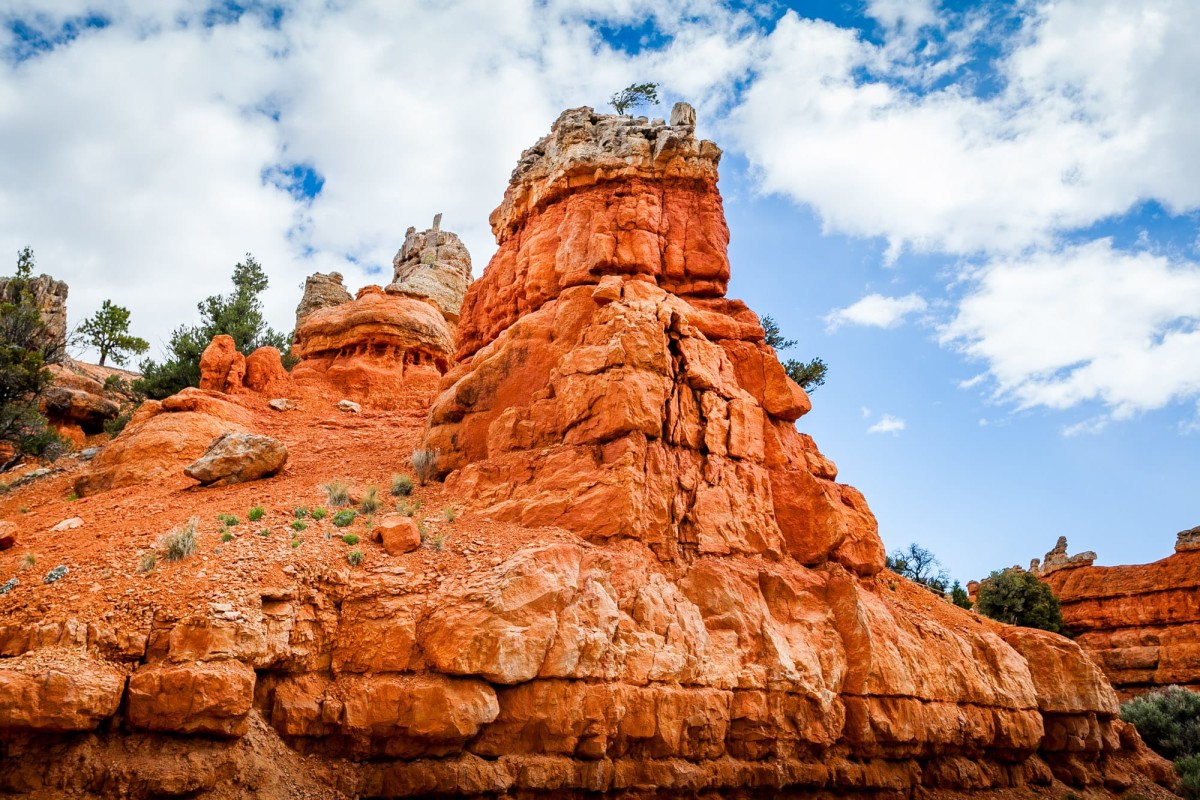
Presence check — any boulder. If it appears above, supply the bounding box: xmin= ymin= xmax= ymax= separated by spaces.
xmin=0 ymin=650 xmax=124 ymax=732
xmin=126 ymin=660 xmax=255 ymax=737
xmin=184 ymin=432 xmax=288 ymax=487
xmin=50 ymin=517 xmax=82 ymax=532
xmin=243 ymin=346 xmax=292 ymax=394
xmin=268 ymin=398 xmax=296 ymax=412
xmin=375 ymin=515 xmax=421 ymax=555
xmin=337 ymin=399 xmax=362 ymax=414
xmin=0 ymin=521 xmax=16 ymax=550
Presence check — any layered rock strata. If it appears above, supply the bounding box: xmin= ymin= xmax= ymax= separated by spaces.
xmin=1040 ymin=531 xmax=1200 ymax=698
xmin=290 ymin=285 xmax=456 ymax=410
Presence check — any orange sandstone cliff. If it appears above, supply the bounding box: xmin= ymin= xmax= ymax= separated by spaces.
xmin=0 ymin=106 xmax=1177 ymax=799
xmin=1038 ymin=531 xmax=1200 ymax=700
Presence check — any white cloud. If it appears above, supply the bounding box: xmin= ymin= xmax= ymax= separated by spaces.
xmin=867 ymin=414 xmax=906 ymax=434
xmin=940 ymin=239 xmax=1200 ymax=418
xmin=730 ymin=1 xmax=1200 ymax=257
xmin=0 ymin=1 xmax=757 ymax=359
xmin=825 ymin=292 xmax=926 ymax=331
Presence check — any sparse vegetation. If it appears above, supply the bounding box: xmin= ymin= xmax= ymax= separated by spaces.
xmin=292 ymin=520 xmax=306 ymax=532
xmin=397 ymin=499 xmax=418 ymax=517
xmin=138 ymin=552 xmax=156 ymax=573
xmin=0 ymin=246 xmax=66 ymax=472
xmin=75 ymin=299 xmax=149 ymax=367
xmin=332 ymin=509 xmax=356 ymax=528
xmin=359 ymin=485 xmax=381 ymax=515
xmin=761 ymin=314 xmax=828 ymax=393
xmin=609 ymin=81 xmax=659 ymax=115
xmin=160 ymin=518 xmax=199 ymax=561
xmin=974 ymin=568 xmax=1066 ymax=634
xmin=310 ymin=507 xmax=327 ymax=521
xmin=322 ymin=479 xmax=350 ymax=507
xmin=1121 ymin=686 xmax=1200 ymax=762
xmin=886 ymin=543 xmax=949 ymax=593
xmin=248 ymin=505 xmax=265 ymax=522
xmin=135 ymin=255 xmax=294 ymax=399
xmin=220 ymin=531 xmax=233 ymax=543
xmin=429 ymin=533 xmax=445 ymax=552
xmin=19 ymin=552 xmax=35 ymax=570
xmin=293 ymin=506 xmax=309 ymax=518
xmin=949 ymin=580 xmax=973 ymax=610
xmin=347 ymin=549 xmax=364 ymax=566
xmin=258 ymin=527 xmax=271 ymax=537
xmin=391 ymin=473 xmax=414 ymax=497
xmin=410 ymin=448 xmax=439 ymax=485
xmin=442 ymin=505 xmax=458 ymax=523
xmin=341 ymin=533 xmax=359 ymax=545
xmin=66 ymin=492 xmax=78 ymax=502
xmin=291 ymin=538 xmax=302 ymax=549
xmin=217 ymin=513 xmax=239 ymax=527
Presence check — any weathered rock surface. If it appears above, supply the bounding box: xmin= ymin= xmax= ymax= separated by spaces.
xmin=1041 ymin=530 xmax=1200 ymax=698
xmin=295 ymin=271 xmax=354 ymax=328
xmin=0 ymin=650 xmax=124 ymax=731
xmin=184 ymin=432 xmax=288 ymax=487
xmin=387 ymin=214 xmax=473 ymax=323
xmin=74 ymin=388 xmax=250 ymax=496
xmin=0 ymin=521 xmax=15 ymax=550
xmin=290 ymin=286 xmax=455 ymax=410
xmin=0 ymin=107 xmax=1174 ymax=800
xmin=0 ymin=272 xmax=68 ymax=362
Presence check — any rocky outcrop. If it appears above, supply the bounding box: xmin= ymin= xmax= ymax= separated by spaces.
xmin=295 ymin=271 xmax=353 ymax=328
xmin=290 ymin=286 xmax=455 ymax=410
xmin=0 ymin=273 xmax=68 ymax=362
xmin=74 ymin=388 xmax=250 ymax=496
xmin=1040 ymin=530 xmax=1200 ymax=698
xmin=183 ymin=432 xmax=288 ymax=487
xmin=387 ymin=214 xmax=473 ymax=322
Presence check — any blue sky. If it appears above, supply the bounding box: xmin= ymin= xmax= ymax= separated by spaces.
xmin=2 ymin=0 xmax=1198 ymax=582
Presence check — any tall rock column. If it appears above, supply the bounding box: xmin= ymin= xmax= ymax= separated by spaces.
xmin=423 ymin=106 xmax=884 ymax=573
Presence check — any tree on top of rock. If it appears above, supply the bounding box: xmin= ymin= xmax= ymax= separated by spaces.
xmin=75 ymin=300 xmax=149 ymax=367
xmin=761 ymin=314 xmax=828 ymax=393
xmin=974 ymin=567 xmax=1067 ymax=635
xmin=609 ymin=82 xmax=660 ymax=115
xmin=0 ymin=247 xmax=64 ymax=471
xmin=886 ymin=542 xmax=950 ymax=593
xmin=136 ymin=255 xmax=292 ymax=399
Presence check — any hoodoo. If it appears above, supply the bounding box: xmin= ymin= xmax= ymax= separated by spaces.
xmin=0 ymin=107 xmax=1177 ymax=798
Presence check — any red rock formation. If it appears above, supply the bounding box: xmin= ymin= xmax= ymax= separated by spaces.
xmin=291 ymin=285 xmax=455 ymax=410
xmin=199 ymin=334 xmax=247 ymax=393
xmin=1041 ymin=530 xmax=1200 ymax=699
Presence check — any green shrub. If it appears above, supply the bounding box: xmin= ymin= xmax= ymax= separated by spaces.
xmin=292 ymin=520 xmax=306 ymax=532
xmin=974 ymin=568 xmax=1066 ymax=634
xmin=160 ymin=518 xmax=199 ymax=562
xmin=291 ymin=538 xmax=302 ymax=549
xmin=293 ymin=506 xmax=309 ymax=518
xmin=347 ymin=549 xmax=364 ymax=566
xmin=1120 ymin=686 xmax=1200 ymax=760
xmin=66 ymin=492 xmax=78 ymax=502
xmin=322 ymin=479 xmax=350 ymax=507
xmin=442 ymin=505 xmax=458 ymax=523
xmin=391 ymin=473 xmax=414 ymax=497
xmin=949 ymin=580 xmax=973 ymax=610
xmin=220 ymin=531 xmax=233 ymax=543
xmin=332 ymin=509 xmax=356 ymax=527
xmin=258 ymin=527 xmax=271 ymax=537
xmin=1178 ymin=754 xmax=1200 ymax=800
xmin=248 ymin=506 xmax=265 ymax=522
xmin=103 ymin=411 xmax=132 ymax=437
xmin=217 ymin=513 xmax=239 ymax=527
xmin=342 ymin=533 xmax=359 ymax=545
xmin=139 ymin=552 xmax=156 ymax=573
xmin=310 ymin=507 xmax=327 ymax=521
xmin=410 ymin=448 xmax=439 ymax=485
xmin=359 ymin=485 xmax=381 ymax=515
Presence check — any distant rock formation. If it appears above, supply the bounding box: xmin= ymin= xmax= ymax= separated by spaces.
xmin=1040 ymin=527 xmax=1200 ymax=698
xmin=294 ymin=272 xmax=353 ymax=329
xmin=1037 ymin=535 xmax=1098 ymax=576
xmin=386 ymin=214 xmax=473 ymax=323
xmin=0 ymin=273 xmax=68 ymax=363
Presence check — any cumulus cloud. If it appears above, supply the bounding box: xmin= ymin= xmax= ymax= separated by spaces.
xmin=867 ymin=414 xmax=906 ymax=435
xmin=940 ymin=239 xmax=1200 ymax=418
xmin=825 ymin=292 xmax=926 ymax=331
xmin=731 ymin=1 xmax=1200 ymax=258
xmin=0 ymin=0 xmax=757 ymax=359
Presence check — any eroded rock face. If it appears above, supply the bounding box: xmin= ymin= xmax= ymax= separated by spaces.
xmin=290 ymin=286 xmax=455 ymax=410
xmin=426 ymin=108 xmax=877 ymax=574
xmin=387 ymin=214 xmax=473 ymax=322
xmin=1041 ymin=530 xmax=1200 ymax=698
xmin=295 ymin=271 xmax=353 ymax=328
xmin=0 ymin=273 xmax=68 ymax=362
